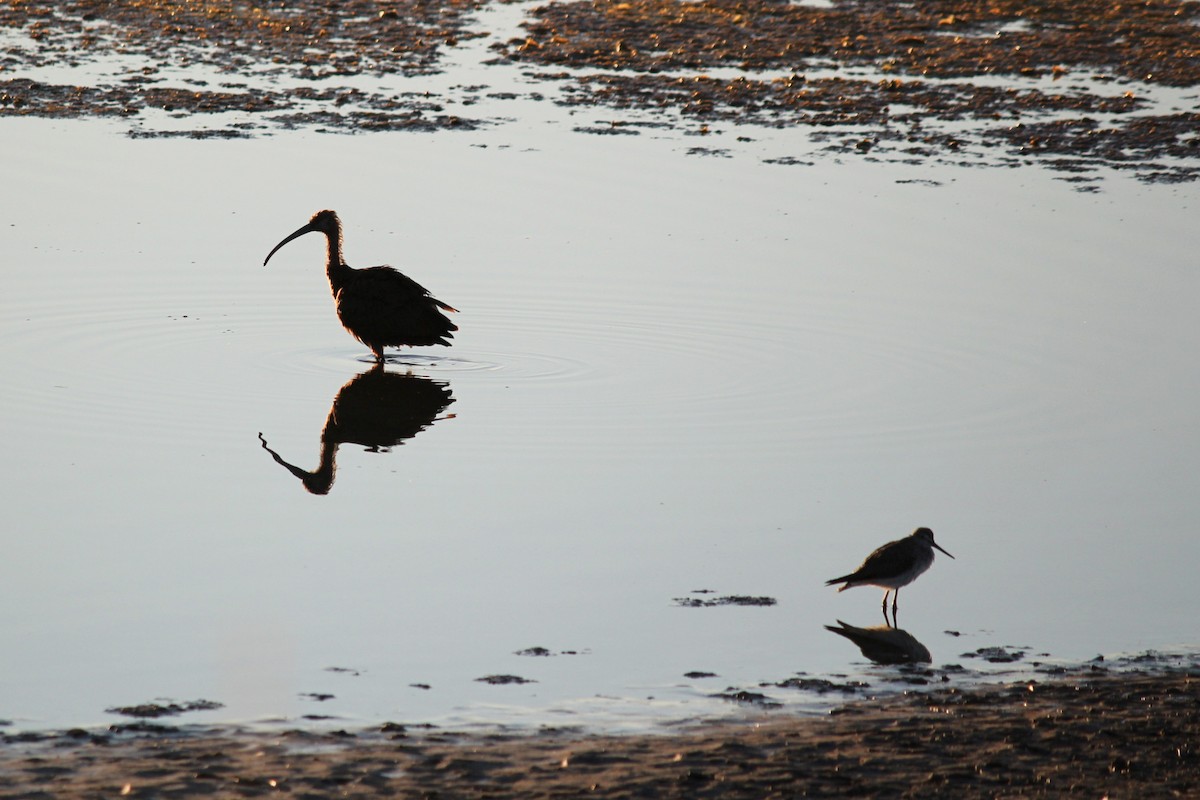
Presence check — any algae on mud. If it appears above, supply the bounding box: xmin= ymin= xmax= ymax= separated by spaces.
xmin=1 ymin=0 xmax=1197 ymax=181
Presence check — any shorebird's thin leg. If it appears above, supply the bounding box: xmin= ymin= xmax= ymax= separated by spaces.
xmin=892 ymin=589 xmax=900 ymax=616
xmin=880 ymin=591 xmax=891 ymax=622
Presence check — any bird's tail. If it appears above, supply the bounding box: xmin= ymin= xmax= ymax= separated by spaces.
xmin=435 ymin=300 xmax=458 ymax=313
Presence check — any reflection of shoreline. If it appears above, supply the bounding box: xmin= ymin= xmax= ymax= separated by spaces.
xmin=825 ymin=619 xmax=932 ymax=664
xmin=2 ymin=670 xmax=1194 ymax=795
xmin=258 ymin=364 xmax=454 ymax=494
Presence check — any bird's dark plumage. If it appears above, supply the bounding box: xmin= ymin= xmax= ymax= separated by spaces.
xmin=264 ymin=209 xmax=457 ymax=360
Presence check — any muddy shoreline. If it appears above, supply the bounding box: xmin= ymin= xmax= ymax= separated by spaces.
xmin=2 ymin=668 xmax=1196 ymax=797
xmin=1 ymin=0 xmax=1196 ymax=182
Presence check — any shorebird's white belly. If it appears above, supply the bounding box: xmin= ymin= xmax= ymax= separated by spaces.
xmin=869 ymin=560 xmax=931 ymax=589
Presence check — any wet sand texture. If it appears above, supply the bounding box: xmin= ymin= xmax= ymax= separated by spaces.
xmin=1 ymin=671 xmax=1196 ymax=798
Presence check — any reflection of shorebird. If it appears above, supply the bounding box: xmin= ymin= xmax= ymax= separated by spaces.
xmin=263 ymin=209 xmax=457 ymax=361
xmin=258 ymin=364 xmax=455 ymax=494
xmin=825 ymin=527 xmax=954 ymax=624
xmin=824 ymin=620 xmax=932 ymax=664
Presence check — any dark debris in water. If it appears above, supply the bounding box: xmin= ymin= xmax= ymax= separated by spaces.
xmin=105 ymin=699 xmax=224 ymax=719
xmin=573 ymin=123 xmax=641 ymax=136
xmin=515 ymin=647 xmax=555 ymax=657
xmin=475 ymin=674 xmax=536 ymax=685
xmin=769 ymin=677 xmax=870 ymax=695
xmin=962 ymin=646 xmax=1028 ymax=664
xmin=105 ymin=721 xmax=179 ymax=736
xmin=513 ymin=646 xmax=586 ymax=657
xmin=879 ymin=672 xmax=933 ymax=687
xmin=711 ymin=689 xmax=782 ymax=708
xmin=1108 ymin=650 xmax=1200 ymax=672
xmin=673 ymin=594 xmax=777 ymax=608
xmin=300 ymin=693 xmax=335 ymax=702
xmin=686 ymin=146 xmax=732 ymax=158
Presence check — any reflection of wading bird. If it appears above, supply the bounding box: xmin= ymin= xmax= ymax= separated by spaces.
xmin=824 ymin=620 xmax=932 ymax=664
xmin=257 ymin=364 xmax=455 ymax=494
xmin=263 ymin=209 xmax=457 ymax=361
xmin=825 ymin=527 xmax=954 ymax=624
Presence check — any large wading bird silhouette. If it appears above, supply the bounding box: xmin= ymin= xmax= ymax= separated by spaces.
xmin=263 ymin=209 xmax=457 ymax=361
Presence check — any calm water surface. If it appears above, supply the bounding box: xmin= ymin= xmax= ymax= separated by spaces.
xmin=2 ymin=116 xmax=1198 ymax=732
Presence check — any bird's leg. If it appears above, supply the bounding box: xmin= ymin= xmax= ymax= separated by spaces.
xmin=891 ymin=590 xmax=900 ymax=627
xmin=880 ymin=591 xmax=891 ymax=622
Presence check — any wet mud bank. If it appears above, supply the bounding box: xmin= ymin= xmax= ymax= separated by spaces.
xmin=0 ymin=0 xmax=488 ymax=133
xmin=1 ymin=0 xmax=1196 ymax=182
xmin=496 ymin=0 xmax=1200 ymax=183
xmin=2 ymin=668 xmax=1197 ymax=798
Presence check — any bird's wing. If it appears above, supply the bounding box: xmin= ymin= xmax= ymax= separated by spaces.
xmin=843 ymin=543 xmax=905 ymax=581
xmin=378 ymin=264 xmax=436 ymax=295
xmin=337 ymin=267 xmax=457 ymax=346
xmin=826 ymin=540 xmax=906 ymax=584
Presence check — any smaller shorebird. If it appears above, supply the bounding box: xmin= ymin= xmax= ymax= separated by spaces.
xmin=263 ymin=210 xmax=457 ymax=361
xmin=825 ymin=527 xmax=954 ymax=624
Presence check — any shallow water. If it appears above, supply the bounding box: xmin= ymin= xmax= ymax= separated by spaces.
xmin=2 ymin=110 xmax=1198 ymax=732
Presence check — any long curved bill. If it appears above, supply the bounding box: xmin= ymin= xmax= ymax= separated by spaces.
xmin=932 ymin=542 xmax=955 ymax=559
xmin=263 ymin=222 xmax=317 ymax=266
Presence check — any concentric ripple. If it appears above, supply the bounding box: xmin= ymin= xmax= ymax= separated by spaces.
xmin=1 ymin=256 xmax=1138 ymax=460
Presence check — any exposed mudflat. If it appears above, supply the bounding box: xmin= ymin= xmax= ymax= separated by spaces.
xmin=0 ymin=0 xmax=487 ymax=132
xmin=2 ymin=0 xmax=1197 ymax=181
xmin=2 ymin=669 xmax=1196 ymax=798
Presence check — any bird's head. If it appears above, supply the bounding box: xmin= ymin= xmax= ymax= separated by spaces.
xmin=306 ymin=209 xmax=341 ymax=234
xmin=913 ymin=527 xmax=954 ymax=558
xmin=263 ymin=209 xmax=342 ymax=266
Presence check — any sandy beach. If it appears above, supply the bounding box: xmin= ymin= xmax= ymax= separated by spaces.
xmin=2 ymin=669 xmax=1195 ymax=797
